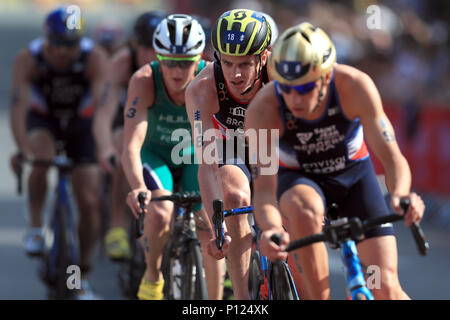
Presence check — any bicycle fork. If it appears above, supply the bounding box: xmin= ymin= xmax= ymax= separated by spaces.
xmin=341 ymin=240 xmax=374 ymax=300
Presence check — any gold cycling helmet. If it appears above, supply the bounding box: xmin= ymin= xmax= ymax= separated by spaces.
xmin=269 ymin=22 xmax=336 ymax=86
xmin=211 ymin=9 xmax=271 ymax=56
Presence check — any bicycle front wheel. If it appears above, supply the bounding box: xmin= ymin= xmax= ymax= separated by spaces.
xmin=181 ymin=239 xmax=208 ymax=300
xmin=269 ymin=260 xmax=298 ymax=300
xmin=248 ymin=251 xmax=264 ymax=300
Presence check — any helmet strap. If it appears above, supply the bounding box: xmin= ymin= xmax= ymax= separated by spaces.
xmin=240 ymin=54 xmax=262 ymax=96
xmin=312 ymin=77 xmax=326 ymax=113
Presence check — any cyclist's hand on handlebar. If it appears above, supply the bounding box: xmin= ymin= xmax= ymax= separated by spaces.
xmin=206 ymin=235 xmax=231 ymax=260
xmin=98 ymin=148 xmax=119 ymax=174
xmin=391 ymin=193 xmax=425 ymax=227
xmin=260 ymin=229 xmax=290 ymax=261
xmin=10 ymin=151 xmax=31 ymax=176
xmin=126 ymin=188 xmax=151 ymax=219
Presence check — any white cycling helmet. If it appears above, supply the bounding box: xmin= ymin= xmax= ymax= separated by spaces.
xmin=261 ymin=12 xmax=279 ymax=47
xmin=153 ymin=14 xmax=205 ymax=55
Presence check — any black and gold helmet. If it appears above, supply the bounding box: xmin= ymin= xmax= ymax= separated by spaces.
xmin=269 ymin=22 xmax=336 ymax=85
xmin=211 ymin=9 xmax=271 ymax=56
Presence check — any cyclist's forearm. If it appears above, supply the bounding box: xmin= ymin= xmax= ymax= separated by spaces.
xmin=10 ymin=103 xmax=31 ymax=154
xmin=254 ymin=190 xmax=283 ymax=231
xmin=93 ymin=83 xmax=122 ymax=148
xmin=383 ymin=155 xmax=412 ymax=196
xmin=121 ymin=148 xmax=147 ymax=190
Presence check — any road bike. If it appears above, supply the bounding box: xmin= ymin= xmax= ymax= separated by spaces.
xmin=282 ymin=198 xmax=429 ymax=300
xmin=212 ymin=199 xmax=299 ymax=300
xmin=135 ymin=191 xmax=208 ymax=300
xmin=17 ymin=147 xmax=88 ymax=299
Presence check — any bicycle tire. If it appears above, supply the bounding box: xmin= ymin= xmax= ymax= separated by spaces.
xmin=269 ymin=260 xmax=297 ymax=300
xmin=161 ymin=236 xmax=182 ymax=300
xmin=181 ymin=239 xmax=208 ymax=300
xmin=52 ymin=204 xmax=74 ymax=300
xmin=121 ymin=219 xmax=146 ymax=299
xmin=248 ymin=251 xmax=264 ymax=300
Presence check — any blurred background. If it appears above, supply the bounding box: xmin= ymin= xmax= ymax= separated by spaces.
xmin=0 ymin=0 xmax=449 ymax=300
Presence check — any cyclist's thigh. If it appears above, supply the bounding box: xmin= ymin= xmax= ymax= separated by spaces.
xmin=72 ymin=164 xmax=102 ymax=196
xmin=218 ymin=164 xmax=251 ymax=204
xmin=141 ymin=150 xmax=175 ymax=215
xmin=65 ymin=116 xmax=97 ymax=163
xmin=113 ymin=127 xmax=124 ymax=155
xmin=27 ymin=111 xmax=58 ymax=160
xmin=278 ymin=168 xmax=326 ymax=218
xmin=180 ymin=163 xmax=204 ymax=212
xmin=141 ymin=148 xmax=174 ymax=192
xmin=336 ymin=159 xmax=394 ymax=239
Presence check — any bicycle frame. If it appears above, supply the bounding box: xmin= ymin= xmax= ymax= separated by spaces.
xmin=340 ymin=240 xmax=373 ymax=300
xmin=285 ymin=198 xmax=429 ymax=300
xmin=213 ymin=201 xmax=299 ymax=300
xmin=46 ymin=156 xmax=80 ymax=293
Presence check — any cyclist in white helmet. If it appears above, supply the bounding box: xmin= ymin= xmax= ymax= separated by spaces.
xmin=122 ymin=14 xmax=224 ymax=300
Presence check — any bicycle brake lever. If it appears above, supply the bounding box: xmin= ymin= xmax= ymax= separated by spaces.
xmin=212 ymin=200 xmax=225 ymax=250
xmin=16 ymin=153 xmax=24 ymax=195
xmin=136 ymin=192 xmax=147 ymax=238
xmin=270 ymin=233 xmax=282 ymax=245
xmin=400 ymin=197 xmax=429 ymax=256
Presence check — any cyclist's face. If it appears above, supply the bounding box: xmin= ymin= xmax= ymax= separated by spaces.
xmin=137 ymin=45 xmax=156 ymax=68
xmin=45 ymin=39 xmax=80 ymax=69
xmin=220 ymin=54 xmax=260 ymax=97
xmin=159 ymin=54 xmax=200 ymax=92
xmin=281 ymin=75 xmax=331 ymax=119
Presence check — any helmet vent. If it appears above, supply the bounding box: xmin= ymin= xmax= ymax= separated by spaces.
xmin=323 ymin=47 xmax=332 ymax=63
xmin=182 ymin=24 xmax=192 ymax=44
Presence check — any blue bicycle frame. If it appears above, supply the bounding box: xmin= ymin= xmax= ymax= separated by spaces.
xmin=219 ymin=204 xmax=299 ymax=300
xmin=341 ymin=240 xmax=373 ymax=300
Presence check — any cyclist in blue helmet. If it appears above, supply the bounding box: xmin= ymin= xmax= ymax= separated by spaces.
xmin=93 ymin=11 xmax=166 ymax=262
xmin=10 ymin=6 xmax=108 ymax=299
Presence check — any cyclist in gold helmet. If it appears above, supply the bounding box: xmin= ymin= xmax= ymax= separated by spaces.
xmin=185 ymin=9 xmax=272 ymax=299
xmin=245 ymin=22 xmax=425 ymax=299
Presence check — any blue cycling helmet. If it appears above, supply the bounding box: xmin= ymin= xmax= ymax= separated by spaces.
xmin=44 ymin=6 xmax=84 ymax=46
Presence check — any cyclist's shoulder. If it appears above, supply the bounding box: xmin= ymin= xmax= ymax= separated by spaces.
xmin=128 ymin=63 xmax=154 ymax=96
xmin=333 ymin=64 xmax=381 ymax=117
xmin=13 ymin=46 xmax=36 ymax=78
xmin=247 ymin=82 xmax=281 ymax=128
xmin=186 ymin=63 xmax=216 ymax=105
xmin=334 ymin=64 xmax=376 ymax=93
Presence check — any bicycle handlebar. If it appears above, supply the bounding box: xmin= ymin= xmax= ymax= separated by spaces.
xmin=151 ymin=192 xmax=202 ymax=206
xmin=136 ymin=192 xmax=147 ymax=238
xmin=285 ymin=198 xmax=429 ymax=256
xmin=212 ymin=199 xmax=254 ymax=250
xmin=15 ymin=155 xmax=94 ymax=196
xmin=135 ymin=192 xmax=203 ymax=239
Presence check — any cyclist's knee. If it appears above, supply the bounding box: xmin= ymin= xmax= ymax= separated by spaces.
xmin=147 ymin=201 xmax=172 ymax=228
xmin=282 ymin=200 xmax=324 ymax=233
xmin=223 ymin=187 xmax=250 ymax=210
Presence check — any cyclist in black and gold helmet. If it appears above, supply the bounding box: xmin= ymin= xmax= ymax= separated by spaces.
xmin=185 ymin=9 xmax=273 ymax=300
xmin=245 ymin=22 xmax=425 ymax=300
